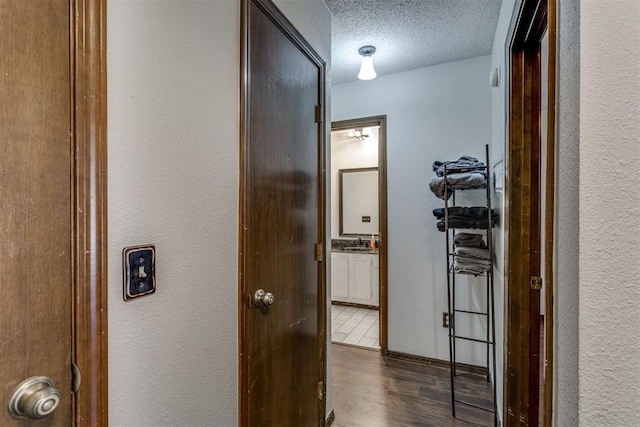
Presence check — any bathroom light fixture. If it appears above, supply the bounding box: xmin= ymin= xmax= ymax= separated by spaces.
xmin=357 ymin=45 xmax=377 ymax=80
xmin=347 ymin=128 xmax=369 ymax=140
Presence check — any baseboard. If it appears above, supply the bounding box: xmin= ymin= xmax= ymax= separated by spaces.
xmin=332 ymin=341 xmax=379 ymax=352
xmin=325 ymin=410 xmax=335 ymax=426
xmin=331 ymin=301 xmax=379 ymax=310
xmin=383 ymin=349 xmax=487 ymax=376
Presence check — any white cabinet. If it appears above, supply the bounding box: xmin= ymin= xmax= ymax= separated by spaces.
xmin=331 ymin=253 xmax=350 ymax=299
xmin=331 ymin=252 xmax=379 ymax=307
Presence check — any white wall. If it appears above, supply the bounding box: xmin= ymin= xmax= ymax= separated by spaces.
xmin=108 ymin=1 xmax=239 ymax=425
xmin=579 ymin=1 xmax=640 ymax=425
xmin=555 ymin=0 xmax=580 ymax=424
xmin=489 ymin=1 xmax=517 ymax=423
xmin=332 ymin=56 xmax=492 ymax=366
xmin=108 ymin=0 xmax=331 ymax=425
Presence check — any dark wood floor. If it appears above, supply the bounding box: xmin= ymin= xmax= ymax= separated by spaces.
xmin=330 ymin=344 xmax=494 ymax=427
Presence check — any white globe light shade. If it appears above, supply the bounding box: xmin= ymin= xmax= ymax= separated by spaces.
xmin=358 ymin=55 xmax=377 ymax=80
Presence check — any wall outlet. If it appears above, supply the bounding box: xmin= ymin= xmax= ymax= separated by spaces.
xmin=442 ymin=312 xmax=450 ymax=328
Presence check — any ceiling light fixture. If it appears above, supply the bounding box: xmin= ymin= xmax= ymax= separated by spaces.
xmin=357 ymin=45 xmax=377 ymax=80
xmin=347 ymin=128 xmax=369 ymax=140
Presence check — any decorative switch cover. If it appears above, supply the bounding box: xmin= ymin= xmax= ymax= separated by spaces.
xmin=123 ymin=245 xmax=156 ymax=301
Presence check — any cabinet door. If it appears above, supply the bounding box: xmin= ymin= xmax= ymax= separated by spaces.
xmin=371 ymin=255 xmax=379 ymax=306
xmin=350 ymin=254 xmax=373 ymax=301
xmin=331 ymin=253 xmax=350 ymax=300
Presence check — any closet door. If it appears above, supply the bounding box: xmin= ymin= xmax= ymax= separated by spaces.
xmin=0 ymin=1 xmax=74 ymax=424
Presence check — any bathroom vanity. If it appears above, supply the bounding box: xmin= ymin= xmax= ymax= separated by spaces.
xmin=331 ymin=249 xmax=379 ymax=307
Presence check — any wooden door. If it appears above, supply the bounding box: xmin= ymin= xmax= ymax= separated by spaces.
xmin=240 ymin=0 xmax=326 ymax=426
xmin=506 ymin=0 xmax=556 ymax=424
xmin=0 ymin=1 xmax=107 ymax=425
xmin=0 ymin=0 xmax=73 ymax=424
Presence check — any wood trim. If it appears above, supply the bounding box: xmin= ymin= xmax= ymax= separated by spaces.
xmin=238 ymin=1 xmax=249 ymax=425
xmin=378 ymin=118 xmax=388 ymax=352
xmin=317 ymin=39 xmax=328 ymax=427
xmin=325 ymin=410 xmax=335 ymax=426
xmin=543 ymin=1 xmax=557 ymax=425
xmin=505 ymin=0 xmax=555 ymax=424
xmin=384 ymin=350 xmax=487 ymax=376
xmin=239 ymin=1 xmax=327 ymax=425
xmin=331 ymin=115 xmax=388 ymax=352
xmin=338 ymin=167 xmax=378 ymax=237
xmin=72 ymin=0 xmax=108 ymax=424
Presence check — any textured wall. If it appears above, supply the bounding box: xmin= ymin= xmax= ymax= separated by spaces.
xmin=107 ymin=1 xmax=240 ymax=425
xmin=554 ymin=0 xmax=580 ymax=424
xmin=108 ymin=0 xmax=331 ymax=424
xmin=332 ymin=56 xmax=492 ymax=365
xmin=579 ymin=1 xmax=640 ymax=425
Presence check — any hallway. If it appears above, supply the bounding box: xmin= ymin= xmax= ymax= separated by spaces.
xmin=331 ymin=344 xmax=493 ymax=426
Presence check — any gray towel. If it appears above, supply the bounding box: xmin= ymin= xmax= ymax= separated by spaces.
xmin=429 ymin=172 xmax=487 ymax=200
xmin=454 ymin=232 xmax=486 ymax=248
xmin=455 ymin=246 xmax=490 ymax=261
xmin=453 ymin=259 xmax=489 ymax=276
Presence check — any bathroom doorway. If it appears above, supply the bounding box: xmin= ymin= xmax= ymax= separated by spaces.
xmin=330 ymin=115 xmax=387 ymax=352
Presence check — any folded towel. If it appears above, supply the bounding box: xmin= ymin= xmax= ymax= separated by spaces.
xmin=454 ymin=232 xmax=486 ymax=248
xmin=455 ymin=246 xmax=490 ymax=261
xmin=433 ymin=207 xmax=496 ymax=220
xmin=428 ymin=172 xmax=487 ymax=200
xmin=437 ymin=217 xmax=497 ymax=232
xmin=433 ymin=156 xmax=486 ymax=177
xmin=453 ymin=259 xmax=489 ymax=276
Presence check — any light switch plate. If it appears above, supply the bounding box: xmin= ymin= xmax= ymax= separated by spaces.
xmin=123 ymin=245 xmax=156 ymax=301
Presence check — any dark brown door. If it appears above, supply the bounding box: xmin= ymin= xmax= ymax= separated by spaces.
xmin=507 ymin=0 xmax=556 ymax=424
xmin=240 ymin=0 xmax=326 ymax=426
xmin=0 ymin=0 xmax=74 ymax=425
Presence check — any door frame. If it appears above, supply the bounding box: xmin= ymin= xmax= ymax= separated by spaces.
xmin=238 ymin=0 xmax=327 ymax=425
xmin=71 ymin=0 xmax=108 ymax=423
xmin=504 ymin=0 xmax=556 ymax=424
xmin=330 ymin=116 xmax=388 ymax=352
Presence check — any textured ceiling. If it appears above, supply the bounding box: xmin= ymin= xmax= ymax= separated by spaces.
xmin=324 ymin=0 xmax=502 ymax=84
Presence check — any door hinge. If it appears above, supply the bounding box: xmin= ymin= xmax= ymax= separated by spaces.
xmin=315 ymin=243 xmax=324 ymax=262
xmin=318 ymin=381 xmax=324 ymax=400
xmin=315 ymin=105 xmax=322 ymax=123
xmin=530 ymin=276 xmax=543 ymax=290
xmin=71 ymin=363 xmax=81 ymax=393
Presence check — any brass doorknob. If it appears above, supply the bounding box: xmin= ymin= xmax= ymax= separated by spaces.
xmin=8 ymin=376 xmax=61 ymax=419
xmin=254 ymin=289 xmax=275 ymax=307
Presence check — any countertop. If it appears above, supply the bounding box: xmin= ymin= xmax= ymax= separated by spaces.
xmin=331 ymin=248 xmax=379 ymax=255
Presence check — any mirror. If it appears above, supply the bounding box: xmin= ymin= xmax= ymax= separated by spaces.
xmin=339 ymin=167 xmax=379 ymax=236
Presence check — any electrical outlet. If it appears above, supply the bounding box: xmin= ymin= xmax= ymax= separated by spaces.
xmin=442 ymin=312 xmax=449 ymax=328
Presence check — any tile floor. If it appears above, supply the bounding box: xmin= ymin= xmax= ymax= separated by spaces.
xmin=331 ymin=304 xmax=380 ymax=350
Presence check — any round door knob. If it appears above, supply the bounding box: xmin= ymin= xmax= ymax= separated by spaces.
xmin=8 ymin=376 xmax=61 ymax=419
xmin=254 ymin=289 xmax=275 ymax=307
